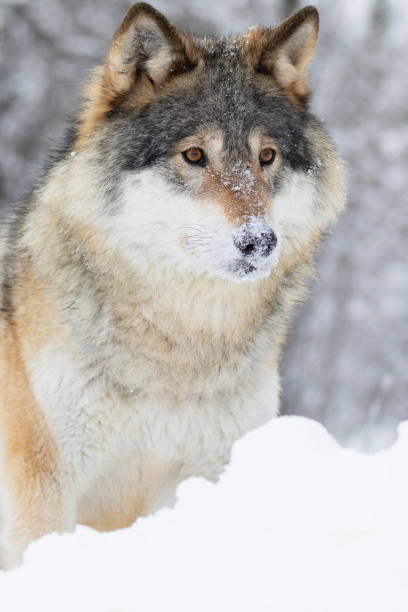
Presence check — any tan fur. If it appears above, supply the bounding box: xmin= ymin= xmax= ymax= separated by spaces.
xmin=171 ymin=130 xmax=282 ymax=224
xmin=0 ymin=268 xmax=67 ymax=566
xmin=0 ymin=3 xmax=345 ymax=569
xmin=78 ymin=457 xmax=183 ymax=531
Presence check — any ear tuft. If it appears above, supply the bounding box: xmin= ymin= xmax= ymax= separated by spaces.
xmin=255 ymin=5 xmax=319 ymax=103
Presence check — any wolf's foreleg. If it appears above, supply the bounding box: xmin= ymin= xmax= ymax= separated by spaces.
xmin=0 ymin=337 xmax=74 ymax=569
xmin=0 ymin=449 xmax=74 ymax=569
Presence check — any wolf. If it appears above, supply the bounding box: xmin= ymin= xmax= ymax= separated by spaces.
xmin=0 ymin=3 xmax=344 ymax=568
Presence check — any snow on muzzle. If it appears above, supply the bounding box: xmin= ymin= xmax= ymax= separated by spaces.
xmin=233 ymin=220 xmax=278 ymax=261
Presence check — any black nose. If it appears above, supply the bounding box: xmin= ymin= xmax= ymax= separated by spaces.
xmin=233 ymin=224 xmax=277 ymax=258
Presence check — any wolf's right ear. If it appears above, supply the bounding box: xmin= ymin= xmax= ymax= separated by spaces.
xmin=105 ymin=2 xmax=193 ymax=93
xmin=77 ymin=3 xmax=195 ymax=145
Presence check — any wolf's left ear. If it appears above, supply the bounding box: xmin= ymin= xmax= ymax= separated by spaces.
xmin=254 ymin=6 xmax=319 ymax=103
xmin=106 ymin=2 xmax=192 ymax=93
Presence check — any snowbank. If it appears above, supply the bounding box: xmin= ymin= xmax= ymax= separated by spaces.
xmin=1 ymin=416 xmax=408 ymax=612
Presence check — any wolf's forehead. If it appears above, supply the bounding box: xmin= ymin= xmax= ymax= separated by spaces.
xmin=197 ymin=37 xmax=247 ymax=67
xmin=175 ymin=54 xmax=261 ymax=152
xmin=197 ymin=41 xmax=254 ymax=102
xmin=173 ymin=57 xmax=311 ymax=167
xmin=105 ymin=39 xmax=314 ymax=174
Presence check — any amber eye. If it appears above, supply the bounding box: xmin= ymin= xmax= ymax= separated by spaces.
xmin=259 ymin=148 xmax=276 ymax=166
xmin=182 ymin=147 xmax=206 ymax=166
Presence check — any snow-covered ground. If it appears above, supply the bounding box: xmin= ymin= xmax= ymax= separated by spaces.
xmin=1 ymin=416 xmax=407 ymax=612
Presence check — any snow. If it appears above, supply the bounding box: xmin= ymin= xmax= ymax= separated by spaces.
xmin=1 ymin=416 xmax=408 ymax=612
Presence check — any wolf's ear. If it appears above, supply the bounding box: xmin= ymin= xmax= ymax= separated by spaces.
xmin=77 ymin=3 xmax=195 ymax=146
xmin=254 ymin=6 xmax=319 ymax=103
xmin=106 ymin=2 xmax=192 ymax=93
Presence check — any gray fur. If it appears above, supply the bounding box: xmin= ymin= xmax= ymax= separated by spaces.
xmin=104 ymin=40 xmax=314 ymax=179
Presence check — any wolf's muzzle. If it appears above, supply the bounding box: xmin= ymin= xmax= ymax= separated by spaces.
xmin=233 ymin=222 xmax=277 ymax=259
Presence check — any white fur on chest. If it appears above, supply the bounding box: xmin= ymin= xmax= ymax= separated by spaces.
xmin=29 ymin=343 xmax=279 ymax=519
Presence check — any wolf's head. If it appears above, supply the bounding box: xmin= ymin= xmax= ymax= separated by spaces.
xmin=73 ymin=3 xmax=344 ymax=282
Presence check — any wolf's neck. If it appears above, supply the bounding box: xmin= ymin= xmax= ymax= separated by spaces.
xmin=85 ymin=246 xmax=281 ymax=344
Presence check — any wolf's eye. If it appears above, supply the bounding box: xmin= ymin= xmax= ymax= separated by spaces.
xmin=182 ymin=147 xmax=206 ymax=166
xmin=259 ymin=148 xmax=276 ymax=166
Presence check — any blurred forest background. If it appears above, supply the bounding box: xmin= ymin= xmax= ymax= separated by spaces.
xmin=0 ymin=0 xmax=407 ymax=451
